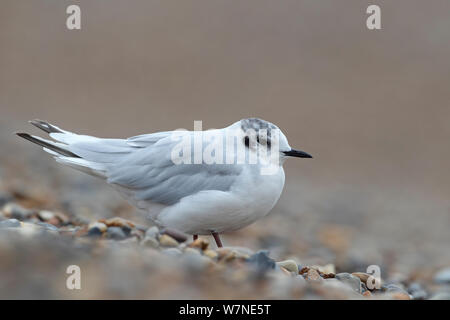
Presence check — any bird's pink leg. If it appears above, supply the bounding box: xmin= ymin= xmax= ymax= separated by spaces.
xmin=193 ymin=234 xmax=198 ymax=241
xmin=211 ymin=232 xmax=223 ymax=248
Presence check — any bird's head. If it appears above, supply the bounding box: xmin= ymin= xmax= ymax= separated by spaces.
xmin=231 ymin=118 xmax=312 ymax=163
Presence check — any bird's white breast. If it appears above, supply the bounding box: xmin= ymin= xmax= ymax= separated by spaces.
xmin=155 ymin=165 xmax=285 ymax=234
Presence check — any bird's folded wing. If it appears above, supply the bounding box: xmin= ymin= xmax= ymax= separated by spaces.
xmin=47 ymin=129 xmax=242 ymax=206
xmin=106 ymin=133 xmax=243 ymax=206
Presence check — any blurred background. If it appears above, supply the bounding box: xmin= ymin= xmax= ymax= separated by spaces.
xmin=0 ymin=0 xmax=449 ymax=298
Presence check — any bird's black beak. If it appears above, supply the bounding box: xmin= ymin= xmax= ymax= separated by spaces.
xmin=283 ymin=149 xmax=313 ymax=158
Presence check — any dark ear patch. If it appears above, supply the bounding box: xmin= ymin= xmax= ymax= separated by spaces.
xmin=244 ymin=136 xmax=250 ymax=148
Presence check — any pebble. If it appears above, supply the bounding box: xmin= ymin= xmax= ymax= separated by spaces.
xmin=335 ymin=273 xmax=362 ymax=293
xmin=159 ymin=234 xmax=179 ymax=247
xmin=145 ymin=226 xmax=160 ymax=238
xmin=38 ymin=210 xmax=55 ymax=221
xmin=88 ymin=222 xmax=107 ymax=233
xmin=160 ymin=228 xmax=188 ymax=243
xmin=106 ymin=226 xmax=127 ymax=240
xmin=305 ymin=268 xmax=321 ymax=281
xmin=247 ymin=251 xmax=276 ymax=273
xmin=276 ymin=260 xmax=299 ymax=274
xmin=217 ymin=249 xmax=237 ymax=263
xmin=141 ymin=236 xmax=159 ymax=249
xmin=87 ymin=227 xmax=103 ymax=238
xmin=2 ymin=203 xmax=32 ymax=220
xmin=189 ymin=238 xmax=210 ymax=251
xmin=363 ymin=291 xmax=372 ymax=298
xmin=434 ymin=267 xmax=450 ymax=284
xmin=100 ymin=217 xmax=135 ymax=228
xmin=0 ymin=218 xmax=21 ymax=228
xmin=313 ymin=264 xmax=336 ymax=274
xmin=35 ymin=222 xmax=59 ymax=231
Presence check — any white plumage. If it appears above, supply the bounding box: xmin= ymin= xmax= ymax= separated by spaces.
xmin=17 ymin=118 xmax=312 ymax=247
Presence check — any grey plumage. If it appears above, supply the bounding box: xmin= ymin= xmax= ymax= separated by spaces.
xmin=17 ymin=120 xmax=242 ymax=206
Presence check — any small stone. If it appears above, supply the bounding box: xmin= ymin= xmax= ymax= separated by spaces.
xmin=159 ymin=234 xmax=179 ymax=247
xmin=141 ymin=236 xmax=159 ymax=248
xmin=2 ymin=203 xmax=32 ymax=220
xmin=35 ymin=222 xmax=59 ymax=231
xmin=145 ymin=226 xmax=160 ymax=238
xmin=305 ymin=268 xmax=321 ymax=281
xmin=218 ymin=249 xmax=237 ymax=263
xmin=160 ymin=228 xmax=188 ymax=243
xmin=130 ymin=228 xmax=144 ymax=240
xmin=100 ymin=217 xmax=135 ymax=228
xmin=247 ymin=251 xmax=276 ymax=273
xmin=203 ymin=249 xmax=218 ymax=259
xmin=0 ymin=218 xmax=21 ymax=228
xmin=38 ymin=210 xmax=55 ymax=221
xmin=87 ymin=227 xmax=103 ymax=238
xmin=88 ymin=222 xmax=107 ymax=233
xmin=313 ymin=264 xmax=335 ymax=274
xmin=120 ymin=225 xmax=132 ymax=237
xmin=189 ymin=238 xmax=210 ymax=250
xmin=277 ymin=260 xmax=299 ymax=274
xmin=335 ymin=273 xmax=362 ymax=293
xmin=434 ymin=267 xmax=450 ymax=284
xmin=106 ymin=226 xmax=127 ymax=240
xmin=363 ymin=291 xmax=372 ymax=297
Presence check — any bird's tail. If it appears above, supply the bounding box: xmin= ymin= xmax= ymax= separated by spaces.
xmin=16 ymin=120 xmax=122 ymax=178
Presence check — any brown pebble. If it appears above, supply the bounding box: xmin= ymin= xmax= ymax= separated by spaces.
xmin=189 ymin=238 xmax=209 ymax=250
xmin=306 ymin=268 xmax=321 ymax=281
xmin=159 ymin=234 xmax=179 ymax=247
xmin=160 ymin=228 xmax=188 ymax=243
xmin=299 ymin=266 xmax=309 ymax=275
xmin=363 ymin=291 xmax=372 ymax=298
xmin=99 ymin=217 xmax=135 ymax=228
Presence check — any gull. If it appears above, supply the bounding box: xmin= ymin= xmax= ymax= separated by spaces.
xmin=16 ymin=118 xmax=312 ymax=247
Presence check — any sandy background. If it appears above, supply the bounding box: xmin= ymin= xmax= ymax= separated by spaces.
xmin=1 ymin=0 xmax=450 ymax=294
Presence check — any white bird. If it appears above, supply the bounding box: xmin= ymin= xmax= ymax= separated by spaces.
xmin=16 ymin=118 xmax=312 ymax=247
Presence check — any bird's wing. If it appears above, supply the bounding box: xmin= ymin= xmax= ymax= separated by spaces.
xmin=18 ymin=120 xmax=242 ymax=206
xmin=106 ymin=132 xmax=243 ymax=205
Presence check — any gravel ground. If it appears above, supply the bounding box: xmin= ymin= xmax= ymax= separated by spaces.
xmin=0 ymin=199 xmax=449 ymax=300
xmin=1 ymin=127 xmax=449 ymax=299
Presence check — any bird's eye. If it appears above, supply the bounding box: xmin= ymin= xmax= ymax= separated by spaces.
xmin=244 ymin=136 xmax=250 ymax=148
